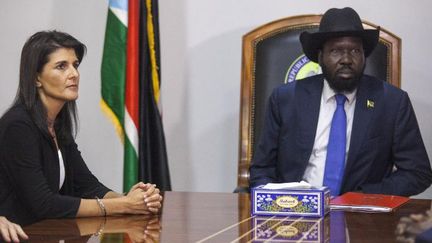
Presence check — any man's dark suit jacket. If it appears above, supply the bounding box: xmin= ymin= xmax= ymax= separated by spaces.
xmin=250 ymin=74 xmax=432 ymax=196
xmin=0 ymin=104 xmax=111 ymax=225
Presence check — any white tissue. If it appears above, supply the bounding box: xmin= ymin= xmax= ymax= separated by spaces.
xmin=262 ymin=181 xmax=312 ymax=190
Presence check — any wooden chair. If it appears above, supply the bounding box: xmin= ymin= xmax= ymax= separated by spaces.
xmin=235 ymin=15 xmax=401 ymax=192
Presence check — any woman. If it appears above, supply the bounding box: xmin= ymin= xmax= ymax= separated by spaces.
xmin=0 ymin=217 xmax=28 ymax=242
xmin=0 ymin=31 xmax=162 ymax=226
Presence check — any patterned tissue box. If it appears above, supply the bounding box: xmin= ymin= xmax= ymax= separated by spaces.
xmin=252 ymin=216 xmax=330 ymax=242
xmin=251 ymin=186 xmax=330 ymax=217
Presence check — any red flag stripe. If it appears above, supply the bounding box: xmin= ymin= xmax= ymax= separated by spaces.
xmin=125 ymin=0 xmax=140 ymax=128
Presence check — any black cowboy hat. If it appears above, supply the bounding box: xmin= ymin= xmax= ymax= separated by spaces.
xmin=300 ymin=7 xmax=380 ymax=63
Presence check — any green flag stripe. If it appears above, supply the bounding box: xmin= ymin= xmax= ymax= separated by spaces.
xmin=124 ymin=136 xmax=138 ymax=191
xmin=101 ymin=8 xmax=127 ymax=128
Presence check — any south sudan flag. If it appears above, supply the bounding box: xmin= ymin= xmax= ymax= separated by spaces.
xmin=101 ymin=0 xmax=171 ymax=192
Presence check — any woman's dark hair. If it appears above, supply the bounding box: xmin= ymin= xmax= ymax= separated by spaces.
xmin=13 ymin=30 xmax=86 ymax=142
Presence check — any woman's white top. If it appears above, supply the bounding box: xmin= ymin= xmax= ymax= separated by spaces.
xmin=58 ymin=150 xmax=65 ymax=190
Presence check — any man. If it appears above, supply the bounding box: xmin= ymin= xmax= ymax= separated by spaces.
xmin=249 ymin=7 xmax=432 ymax=196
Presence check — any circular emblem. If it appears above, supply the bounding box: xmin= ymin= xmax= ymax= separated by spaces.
xmin=276 ymin=225 xmax=299 ymax=237
xmin=276 ymin=196 xmax=299 ymax=208
xmin=285 ymin=54 xmax=321 ymax=83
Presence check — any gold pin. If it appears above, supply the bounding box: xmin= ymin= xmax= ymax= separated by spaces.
xmin=367 ymin=100 xmax=374 ymax=108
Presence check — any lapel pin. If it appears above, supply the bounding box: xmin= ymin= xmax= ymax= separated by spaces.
xmin=367 ymin=99 xmax=374 ymax=109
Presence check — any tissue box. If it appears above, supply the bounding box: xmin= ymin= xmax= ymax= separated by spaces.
xmin=251 ymin=186 xmax=330 ymax=217
xmin=252 ymin=216 xmax=330 ymax=242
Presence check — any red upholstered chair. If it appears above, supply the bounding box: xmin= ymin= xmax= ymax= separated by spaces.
xmin=235 ymin=15 xmax=401 ymax=192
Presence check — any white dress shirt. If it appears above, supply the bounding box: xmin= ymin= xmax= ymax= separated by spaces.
xmin=302 ymin=80 xmax=357 ymax=188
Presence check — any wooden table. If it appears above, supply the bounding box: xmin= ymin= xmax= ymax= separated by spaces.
xmin=23 ymin=191 xmax=431 ymax=242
